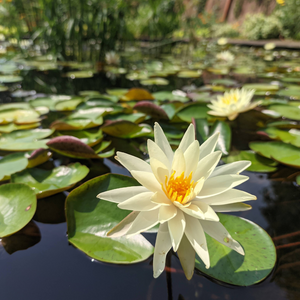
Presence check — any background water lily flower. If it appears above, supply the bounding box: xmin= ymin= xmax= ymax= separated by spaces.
xmin=97 ymin=123 xmax=256 ymax=279
xmin=208 ymin=88 xmax=259 ymax=121
xmin=216 ymin=51 xmax=235 ymax=62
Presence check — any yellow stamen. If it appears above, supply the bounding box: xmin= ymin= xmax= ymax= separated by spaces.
xmin=162 ymin=171 xmax=195 ymax=204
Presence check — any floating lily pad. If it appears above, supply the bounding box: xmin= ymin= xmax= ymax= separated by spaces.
xmin=133 ymin=101 xmax=169 ymax=119
xmin=0 ymin=122 xmax=40 ymax=133
xmin=66 ymin=70 xmax=94 ymax=79
xmin=0 ymin=152 xmax=28 ymax=181
xmin=140 ymin=78 xmax=169 ymax=86
xmin=0 ymin=108 xmax=40 ymax=125
xmin=0 ymin=85 xmax=8 ymax=92
xmin=177 ymin=103 xmax=209 ymax=122
xmin=66 ymin=174 xmax=154 ymax=264
xmin=106 ymin=89 xmax=128 ymax=97
xmin=0 ymin=75 xmax=23 ymax=83
xmin=262 ymin=127 xmax=300 ymax=147
xmin=211 ymin=79 xmax=237 ymax=86
xmin=195 ymin=213 xmax=276 ymax=286
xmin=101 ymin=120 xmax=152 ymax=138
xmin=243 ymin=83 xmax=279 ymax=91
xmin=222 ymin=150 xmax=277 ymax=172
xmin=79 ymin=90 xmax=101 ymax=97
xmin=121 ymin=88 xmax=154 ymax=101
xmin=153 ymin=91 xmax=189 ymax=102
xmin=11 ymin=163 xmax=89 ymax=199
xmin=105 ymin=113 xmax=146 ymax=124
xmin=27 ymin=148 xmax=52 ymax=168
xmin=0 ymin=183 xmax=37 ymax=237
xmin=249 ymin=141 xmax=300 ymax=168
xmin=54 ymin=98 xmax=84 ymax=111
xmin=268 ymin=105 xmax=300 ymax=120
xmin=177 ymin=70 xmax=202 ymax=78
xmin=0 ymin=129 xmax=54 ymax=151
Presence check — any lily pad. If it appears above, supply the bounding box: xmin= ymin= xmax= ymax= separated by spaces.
xmin=54 ymin=98 xmax=84 ymax=111
xmin=177 ymin=103 xmax=209 ymax=122
xmin=262 ymin=127 xmax=300 ymax=147
xmin=140 ymin=78 xmax=169 ymax=86
xmin=106 ymin=89 xmax=128 ymax=97
xmin=0 ymin=108 xmax=40 ymax=125
xmin=153 ymin=91 xmax=189 ymax=102
xmin=0 ymin=183 xmax=37 ymax=237
xmin=177 ymin=70 xmax=201 ymax=78
xmin=222 ymin=150 xmax=278 ymax=172
xmin=133 ymin=101 xmax=169 ymax=120
xmin=0 ymin=152 xmax=28 ymax=181
xmin=11 ymin=163 xmax=89 ymax=199
xmin=66 ymin=174 xmax=154 ymax=264
xmin=195 ymin=213 xmax=276 ymax=286
xmin=249 ymin=141 xmax=300 ymax=168
xmin=0 ymin=122 xmax=40 ymax=133
xmin=121 ymin=88 xmax=154 ymax=101
xmin=268 ymin=105 xmax=300 ymax=120
xmin=243 ymin=83 xmax=279 ymax=91
xmin=66 ymin=70 xmax=94 ymax=79
xmin=0 ymin=75 xmax=23 ymax=83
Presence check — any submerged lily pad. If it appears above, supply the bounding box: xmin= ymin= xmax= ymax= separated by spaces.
xmin=250 ymin=141 xmax=300 ymax=168
xmin=0 ymin=183 xmax=37 ymax=237
xmin=0 ymin=152 xmax=28 ymax=181
xmin=11 ymin=163 xmax=89 ymax=199
xmin=66 ymin=174 xmax=154 ymax=264
xmin=195 ymin=213 xmax=276 ymax=286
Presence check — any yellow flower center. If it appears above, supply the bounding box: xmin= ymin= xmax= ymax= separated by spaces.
xmin=163 ymin=171 xmax=195 ymax=204
xmin=222 ymin=94 xmax=238 ymax=105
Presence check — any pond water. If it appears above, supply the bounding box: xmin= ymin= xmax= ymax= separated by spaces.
xmin=1 ymin=41 xmax=300 ymax=300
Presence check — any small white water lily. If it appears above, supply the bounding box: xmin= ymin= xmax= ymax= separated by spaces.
xmin=97 ymin=123 xmax=256 ymax=279
xmin=208 ymin=88 xmax=259 ymax=121
xmin=216 ymin=51 xmax=235 ymax=62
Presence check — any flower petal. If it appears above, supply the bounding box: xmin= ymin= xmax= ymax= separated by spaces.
xmin=126 ymin=209 xmax=160 ymax=237
xmin=184 ymin=140 xmax=200 ymax=175
xmin=116 ymin=151 xmax=152 ymax=172
xmin=97 ymin=186 xmax=148 ymax=203
xmin=185 ymin=215 xmax=209 ymax=268
xmin=174 ymin=201 xmax=204 ymax=219
xmin=178 ymin=124 xmax=195 ymax=153
xmin=152 ymin=191 xmax=172 ymax=206
xmin=154 ymin=122 xmax=174 ymax=165
xmin=171 ymin=148 xmax=186 ymax=177
xmin=177 ymin=234 xmax=195 ymax=280
xmin=192 ymin=202 xmax=219 ymax=221
xmin=197 ymin=174 xmax=249 ymax=198
xmin=200 ymin=220 xmax=244 ymax=255
xmin=193 ymin=151 xmax=222 ymax=181
xmin=158 ymin=204 xmax=177 ymax=223
xmin=167 ymin=209 xmax=186 ymax=252
xmin=199 ymin=189 xmax=256 ymax=205
xmin=150 ymin=157 xmax=169 ymax=184
xmin=148 ymin=139 xmax=171 ymax=171
xmin=199 ymin=132 xmax=219 ymax=160
xmin=211 ymin=161 xmax=250 ymax=177
xmin=118 ymin=192 xmax=159 ymax=211
xmin=131 ymin=171 xmax=162 ymax=193
xmin=211 ymin=203 xmax=252 ymax=212
xmin=107 ymin=211 xmax=139 ymax=237
xmin=153 ymin=223 xmax=172 ymax=278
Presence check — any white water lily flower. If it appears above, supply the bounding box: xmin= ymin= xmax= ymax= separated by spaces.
xmin=97 ymin=123 xmax=256 ymax=279
xmin=208 ymin=88 xmax=259 ymax=121
xmin=216 ymin=51 xmax=235 ymax=62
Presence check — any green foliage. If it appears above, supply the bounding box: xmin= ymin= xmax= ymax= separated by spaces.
xmin=212 ymin=23 xmax=240 ymax=38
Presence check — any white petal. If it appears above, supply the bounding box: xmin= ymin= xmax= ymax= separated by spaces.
xmin=197 ymin=175 xmax=248 ymax=198
xmin=174 ymin=201 xmax=204 ymax=219
xmin=118 ymin=192 xmax=159 ymax=211
xmin=184 ymin=140 xmax=200 ymax=175
xmin=154 ymin=122 xmax=174 ymax=165
xmin=153 ymin=223 xmax=172 ymax=278
xmin=116 ymin=152 xmax=152 ymax=172
xmin=131 ymin=171 xmax=162 ymax=193
xmin=152 ymin=191 xmax=172 ymax=206
xmin=200 ymin=220 xmax=244 ymax=255
xmin=107 ymin=211 xmax=139 ymax=237
xmin=199 ymin=132 xmax=219 ymax=160
xmin=126 ymin=209 xmax=160 ymax=237
xmin=211 ymin=203 xmax=252 ymax=212
xmin=185 ymin=215 xmax=210 ymax=268
xmin=158 ymin=204 xmax=177 ymax=223
xmin=199 ymin=189 xmax=257 ymax=205
xmin=177 ymin=234 xmax=195 ymax=280
xmin=148 ymin=139 xmax=171 ymax=171
xmin=192 ymin=202 xmax=219 ymax=221
xmin=168 ymin=209 xmax=186 ymax=251
xmin=150 ymin=157 xmax=169 ymax=184
xmin=211 ymin=161 xmax=250 ymax=177
xmin=171 ymin=148 xmax=185 ymax=177
xmin=178 ymin=124 xmax=195 ymax=152
xmin=97 ymin=186 xmax=148 ymax=203
xmin=193 ymin=151 xmax=222 ymax=181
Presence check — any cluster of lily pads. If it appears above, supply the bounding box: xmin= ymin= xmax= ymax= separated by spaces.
xmin=1 ymin=41 xmax=300 ymax=286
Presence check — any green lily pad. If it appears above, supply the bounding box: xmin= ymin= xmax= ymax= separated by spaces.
xmin=66 ymin=70 xmax=94 ymax=79
xmin=243 ymin=83 xmax=279 ymax=91
xmin=0 ymin=183 xmax=37 ymax=237
xmin=177 ymin=103 xmax=209 ymax=122
xmin=105 ymin=113 xmax=146 ymax=124
xmin=0 ymin=122 xmax=40 ymax=133
xmin=195 ymin=213 xmax=276 ymax=286
xmin=222 ymin=150 xmax=278 ymax=172
xmin=262 ymin=127 xmax=300 ymax=147
xmin=153 ymin=91 xmax=189 ymax=102
xmin=0 ymin=108 xmax=40 ymax=125
xmin=211 ymin=79 xmax=237 ymax=86
xmin=79 ymin=90 xmax=101 ymax=97
xmin=11 ymin=163 xmax=89 ymax=199
xmin=0 ymin=129 xmax=54 ymax=151
xmin=140 ymin=78 xmax=169 ymax=86
xmin=249 ymin=141 xmax=300 ymax=168
xmin=0 ymin=75 xmax=23 ymax=83
xmin=177 ymin=70 xmax=201 ymax=78
xmin=277 ymin=88 xmax=300 ymax=99
xmin=0 ymin=152 xmax=28 ymax=181
xmin=54 ymin=98 xmax=84 ymax=111
xmin=66 ymin=174 xmax=154 ymax=264
xmin=268 ymin=105 xmax=300 ymax=120
xmin=106 ymin=89 xmax=128 ymax=97
xmin=0 ymin=85 xmax=9 ymax=92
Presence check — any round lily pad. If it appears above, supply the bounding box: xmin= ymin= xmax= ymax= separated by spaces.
xmin=66 ymin=174 xmax=154 ymax=264
xmin=195 ymin=213 xmax=276 ymax=286
xmin=11 ymin=163 xmax=89 ymax=199
xmin=66 ymin=70 xmax=94 ymax=79
xmin=177 ymin=70 xmax=201 ymax=78
xmin=177 ymin=103 xmax=209 ymax=122
xmin=268 ymin=105 xmax=300 ymax=121
xmin=0 ymin=183 xmax=37 ymax=237
xmin=243 ymin=83 xmax=279 ymax=91
xmin=140 ymin=78 xmax=169 ymax=86
xmin=0 ymin=75 xmax=23 ymax=83
xmin=0 ymin=152 xmax=28 ymax=181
